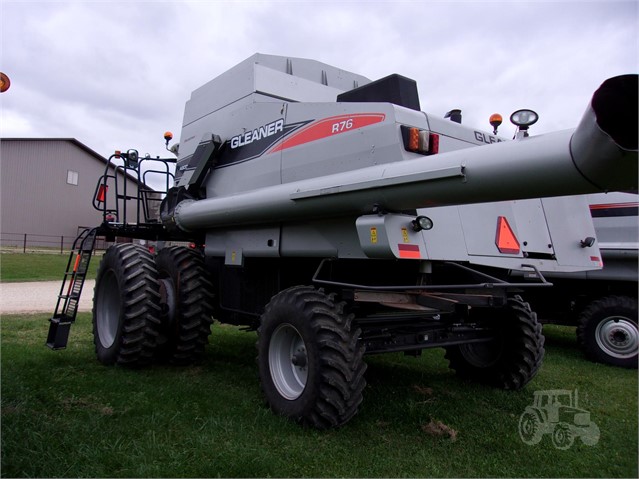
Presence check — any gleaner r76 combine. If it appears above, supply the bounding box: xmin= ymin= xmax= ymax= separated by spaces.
xmin=47 ymin=54 xmax=638 ymax=428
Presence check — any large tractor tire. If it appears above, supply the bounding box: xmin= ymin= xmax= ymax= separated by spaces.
xmin=445 ymin=296 xmax=544 ymax=390
xmin=257 ymin=286 xmax=367 ymax=429
xmin=577 ymin=295 xmax=638 ymax=368
xmin=155 ymin=246 xmax=214 ymax=365
xmin=92 ymin=244 xmax=161 ymax=367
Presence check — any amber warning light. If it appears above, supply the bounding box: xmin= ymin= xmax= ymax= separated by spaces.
xmin=489 ymin=113 xmax=503 ymax=135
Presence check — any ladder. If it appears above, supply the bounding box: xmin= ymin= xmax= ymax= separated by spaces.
xmin=46 ymin=228 xmax=98 ymax=350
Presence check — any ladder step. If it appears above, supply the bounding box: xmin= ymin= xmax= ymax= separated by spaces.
xmin=58 ymin=293 xmax=80 ymax=300
xmin=46 ymin=318 xmax=72 ymax=350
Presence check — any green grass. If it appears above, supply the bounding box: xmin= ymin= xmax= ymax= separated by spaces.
xmin=0 ymin=253 xmax=101 ymax=282
xmin=1 ymin=316 xmax=636 ymax=478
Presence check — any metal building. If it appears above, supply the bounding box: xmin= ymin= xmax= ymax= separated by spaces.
xmin=0 ymin=138 xmax=149 ymax=249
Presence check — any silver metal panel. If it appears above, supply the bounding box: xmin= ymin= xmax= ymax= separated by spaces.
xmin=542 ymin=195 xmax=601 ymax=268
xmin=281 ymin=102 xmax=402 ymax=184
xmin=183 ymin=53 xmax=370 ymax=127
xmin=280 ymin=218 xmax=365 ymax=259
xmin=204 ymin=102 xmax=285 ymax=198
xmin=419 ymin=206 xmax=468 ymax=262
xmin=458 ymin=202 xmax=524 ymax=258
xmin=205 ymin=225 xmax=280 ymax=261
xmin=356 ymin=214 xmax=425 ymax=259
xmin=587 ymin=192 xmax=639 ymax=246
xmin=511 ymin=200 xmax=554 ymax=254
xmin=254 ymin=65 xmax=344 ymax=102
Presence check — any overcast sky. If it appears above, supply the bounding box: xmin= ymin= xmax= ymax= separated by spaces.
xmin=1 ymin=0 xmax=637 ymax=166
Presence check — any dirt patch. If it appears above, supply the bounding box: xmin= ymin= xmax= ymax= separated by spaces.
xmin=0 ymin=280 xmax=95 ymax=314
xmin=421 ymin=419 xmax=458 ymax=441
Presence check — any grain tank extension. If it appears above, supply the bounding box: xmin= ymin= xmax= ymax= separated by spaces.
xmin=48 ymin=54 xmax=638 ymax=429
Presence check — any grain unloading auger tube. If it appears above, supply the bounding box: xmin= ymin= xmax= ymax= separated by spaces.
xmin=167 ymin=75 xmax=637 ymax=232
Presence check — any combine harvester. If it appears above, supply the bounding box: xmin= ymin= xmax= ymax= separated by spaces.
xmin=47 ymin=54 xmax=637 ymax=428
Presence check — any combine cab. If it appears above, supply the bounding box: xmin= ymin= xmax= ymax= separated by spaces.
xmin=48 ymin=54 xmax=637 ymax=428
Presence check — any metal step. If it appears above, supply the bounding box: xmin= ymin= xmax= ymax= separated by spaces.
xmin=46 ymin=317 xmax=72 ymax=350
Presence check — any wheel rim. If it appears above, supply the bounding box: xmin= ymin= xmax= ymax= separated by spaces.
xmin=595 ymin=316 xmax=638 ymax=359
xmin=268 ymin=323 xmax=308 ymax=400
xmin=458 ymin=339 xmax=501 ymax=368
xmin=158 ymin=277 xmax=177 ymax=326
xmin=96 ymin=269 xmax=121 ymax=348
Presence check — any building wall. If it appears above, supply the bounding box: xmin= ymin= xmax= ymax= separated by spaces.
xmin=0 ymin=139 xmax=145 ymax=243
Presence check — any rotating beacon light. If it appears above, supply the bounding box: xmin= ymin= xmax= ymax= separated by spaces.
xmin=489 ymin=113 xmax=503 ymax=135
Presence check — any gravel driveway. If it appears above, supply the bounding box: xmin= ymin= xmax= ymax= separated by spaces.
xmin=0 ymin=280 xmax=95 ymax=315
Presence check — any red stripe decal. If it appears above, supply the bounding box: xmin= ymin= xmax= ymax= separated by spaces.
xmin=398 ymin=243 xmax=421 ymax=259
xmin=269 ymin=113 xmax=385 ymax=153
xmin=590 ymin=202 xmax=639 ymax=210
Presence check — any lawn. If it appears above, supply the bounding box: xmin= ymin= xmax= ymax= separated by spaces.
xmin=0 ymin=253 xmax=101 ymax=282
xmin=1 ymin=314 xmax=636 ymax=478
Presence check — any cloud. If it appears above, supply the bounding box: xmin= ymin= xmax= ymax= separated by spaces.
xmin=1 ymin=0 xmax=637 ymax=162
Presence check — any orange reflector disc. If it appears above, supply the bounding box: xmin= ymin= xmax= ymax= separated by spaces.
xmin=495 ymin=216 xmax=520 ymax=254
xmin=0 ymin=72 xmax=11 ymax=93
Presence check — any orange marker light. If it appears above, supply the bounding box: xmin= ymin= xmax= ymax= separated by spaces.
xmin=408 ymin=128 xmax=420 ymax=152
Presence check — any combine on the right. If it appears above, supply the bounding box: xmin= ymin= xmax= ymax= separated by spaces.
xmin=522 ymin=188 xmax=637 ymax=368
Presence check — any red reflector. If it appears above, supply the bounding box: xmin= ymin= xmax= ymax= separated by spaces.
xmin=398 ymin=243 xmax=421 ymax=259
xmin=495 ymin=216 xmax=520 ymax=254
xmin=96 ymin=184 xmax=108 ymax=203
xmin=429 ymin=133 xmax=439 ymax=154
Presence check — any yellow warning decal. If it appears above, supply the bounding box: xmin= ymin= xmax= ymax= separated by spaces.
xmin=370 ymin=227 xmax=378 ymax=244
xmin=401 ymin=227 xmax=410 ymax=243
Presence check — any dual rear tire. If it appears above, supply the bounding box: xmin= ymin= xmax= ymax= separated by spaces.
xmin=93 ymin=244 xmax=213 ymax=367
